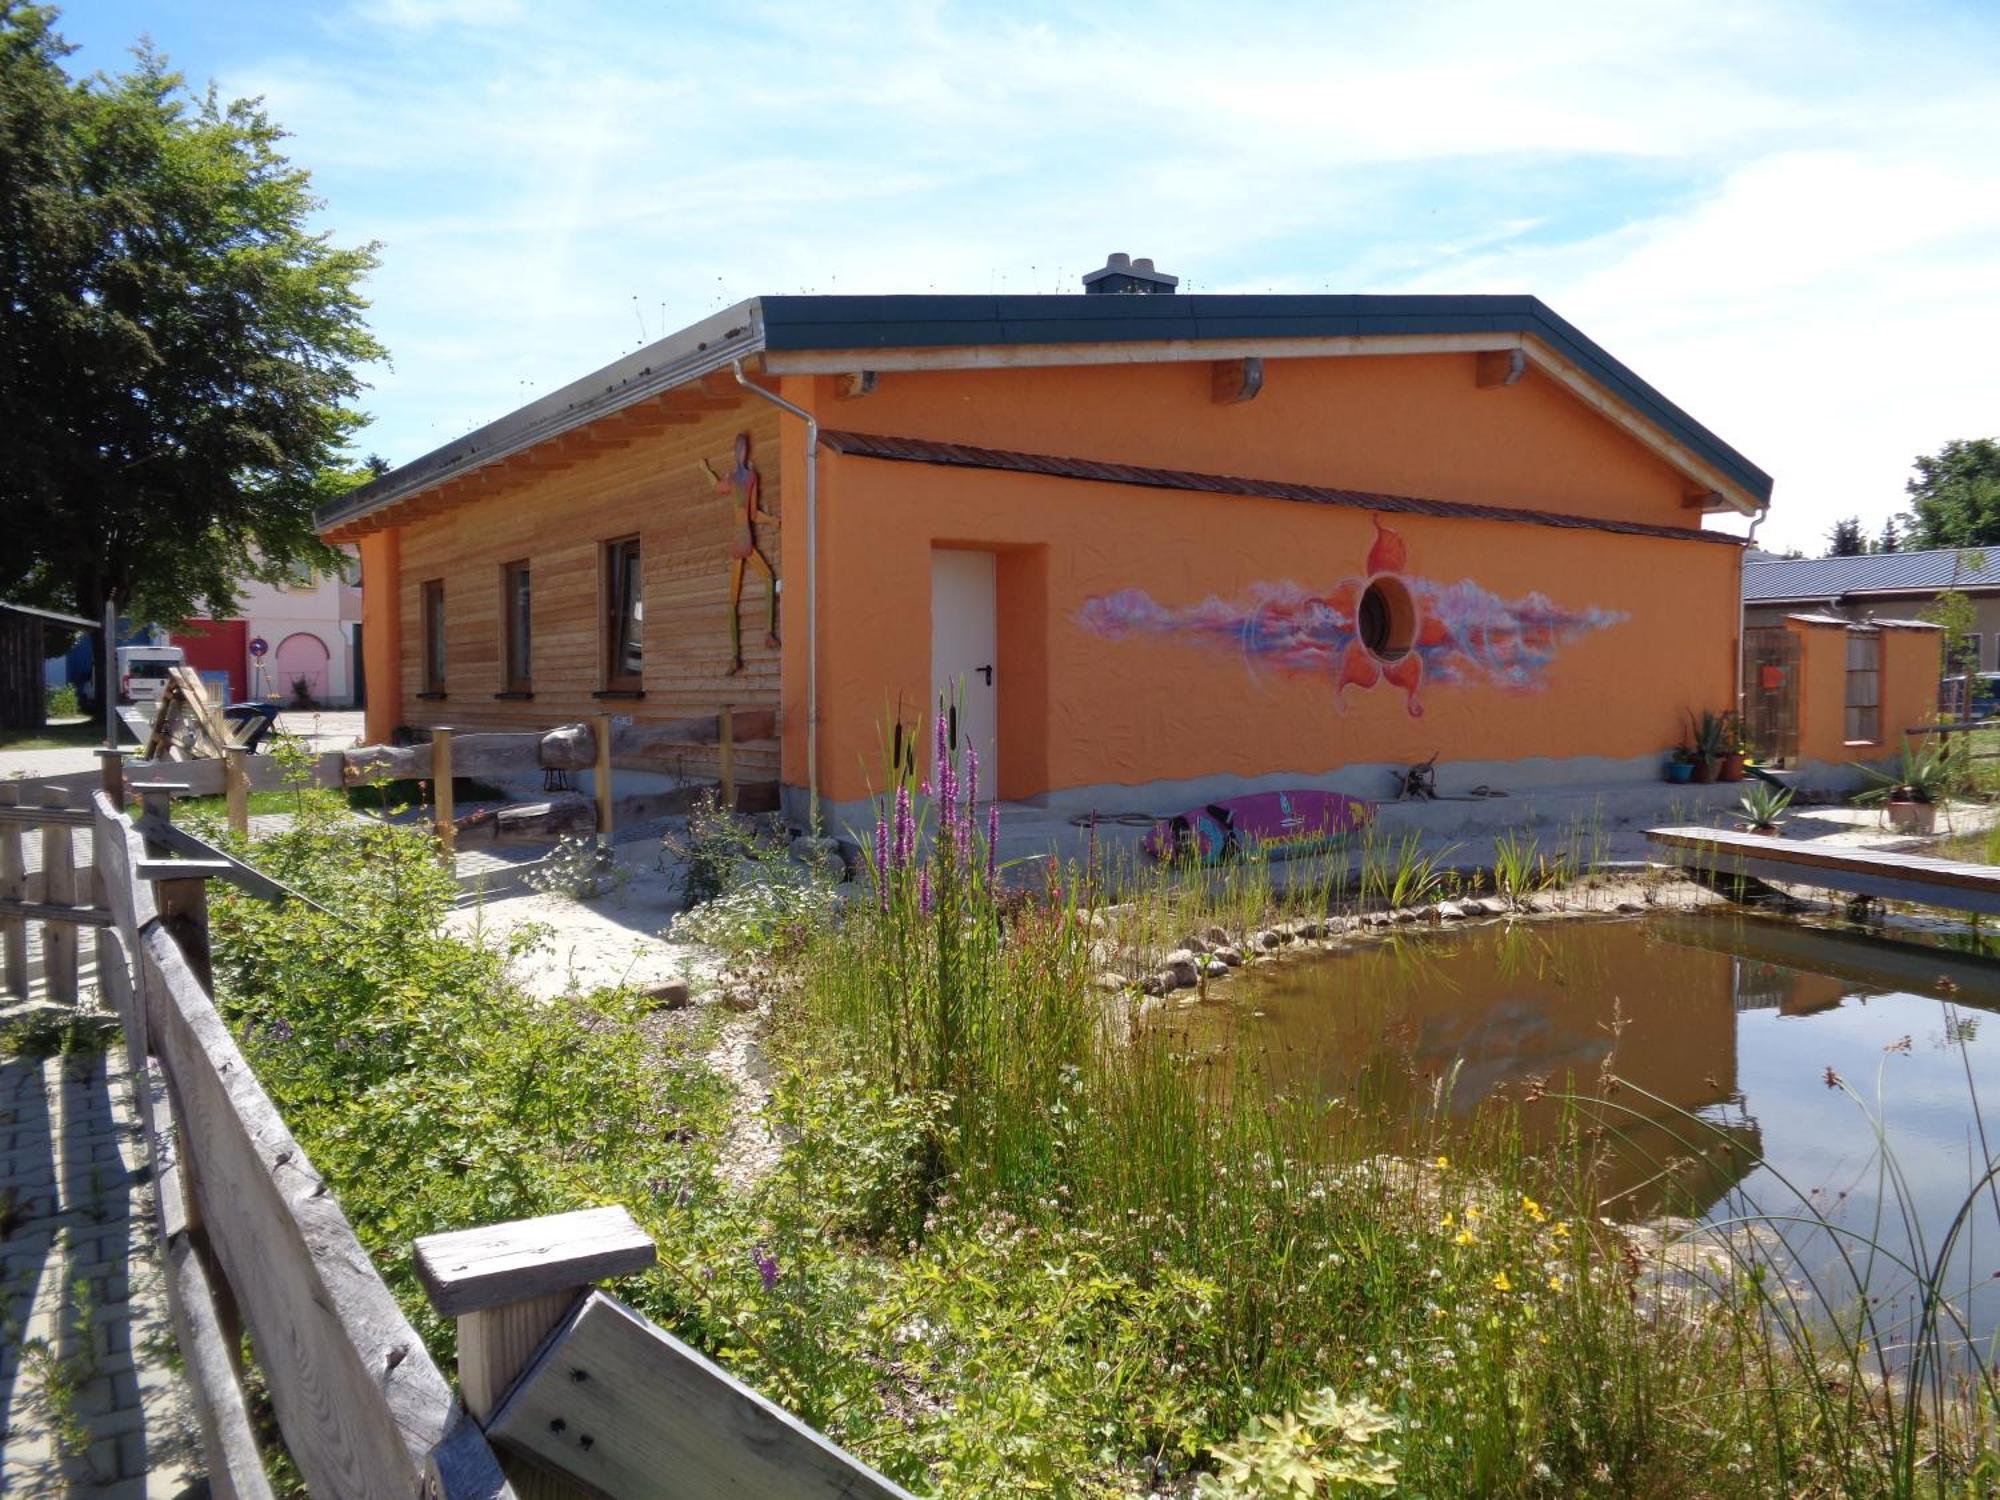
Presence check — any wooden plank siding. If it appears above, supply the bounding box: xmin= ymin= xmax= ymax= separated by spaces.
xmin=394 ymin=403 xmax=783 ymax=785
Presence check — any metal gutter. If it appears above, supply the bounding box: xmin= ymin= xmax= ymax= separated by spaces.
xmin=316 ymin=301 xmax=770 ymax=533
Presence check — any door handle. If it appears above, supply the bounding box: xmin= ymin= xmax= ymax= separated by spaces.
xmin=976 ymin=665 xmax=993 ymax=686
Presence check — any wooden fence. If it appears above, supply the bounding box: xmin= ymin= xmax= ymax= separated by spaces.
xmin=3 ymin=778 xmax=910 ymax=1498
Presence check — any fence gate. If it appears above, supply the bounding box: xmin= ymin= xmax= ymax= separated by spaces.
xmin=1742 ymin=626 xmax=1801 ymax=764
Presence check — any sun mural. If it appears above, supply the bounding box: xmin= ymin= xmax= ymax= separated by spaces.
xmin=1074 ymin=517 xmax=1626 ymax=717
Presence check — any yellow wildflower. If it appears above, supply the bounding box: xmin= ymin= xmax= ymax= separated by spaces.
xmin=1455 ymin=1229 xmax=1476 ymax=1247
xmin=1551 ymin=1219 xmax=1571 ymax=1239
xmin=1521 ymin=1194 xmax=1546 ymax=1222
xmin=1465 ymin=1205 xmax=1483 ymax=1223
xmin=1547 ymin=1273 xmax=1565 ymax=1293
xmin=1440 ymin=1211 xmax=1455 ymax=1230
xmin=1435 ymin=1155 xmax=1450 ymax=1171
xmin=1492 ymin=1271 xmax=1513 ymax=1293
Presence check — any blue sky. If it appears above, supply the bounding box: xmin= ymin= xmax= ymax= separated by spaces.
xmin=60 ymin=0 xmax=2000 ymax=553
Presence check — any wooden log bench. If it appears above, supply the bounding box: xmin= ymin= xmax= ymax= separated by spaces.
xmin=1646 ymin=824 xmax=2000 ymax=916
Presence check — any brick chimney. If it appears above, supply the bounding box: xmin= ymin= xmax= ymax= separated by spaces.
xmin=1081 ymin=252 xmax=1179 ymax=295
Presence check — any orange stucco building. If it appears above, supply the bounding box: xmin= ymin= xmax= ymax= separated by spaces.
xmin=320 ymin=264 xmax=1784 ymax=832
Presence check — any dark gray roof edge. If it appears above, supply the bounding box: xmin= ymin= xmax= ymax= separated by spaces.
xmin=758 ymin=293 xmax=1772 ymax=503
xmin=0 ymin=599 xmax=97 ymax=629
xmin=317 ymin=301 xmax=768 ymax=530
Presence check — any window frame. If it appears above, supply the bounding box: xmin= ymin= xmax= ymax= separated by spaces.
xmin=421 ymin=578 xmax=446 ymax=695
xmin=1843 ymin=631 xmax=1881 ymax=744
xmin=501 ymin=560 xmax=533 ymax=694
xmin=603 ymin=536 xmax=644 ymax=692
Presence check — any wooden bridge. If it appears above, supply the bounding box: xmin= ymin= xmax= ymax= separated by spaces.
xmin=1645 ymin=824 xmax=2000 ymax=916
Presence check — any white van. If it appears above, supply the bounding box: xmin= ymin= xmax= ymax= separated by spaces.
xmin=116 ymin=644 xmax=185 ymax=704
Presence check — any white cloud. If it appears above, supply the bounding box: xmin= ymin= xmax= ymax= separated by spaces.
xmin=190 ymin=0 xmax=2000 ymax=550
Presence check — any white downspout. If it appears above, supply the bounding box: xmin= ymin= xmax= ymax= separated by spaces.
xmin=731 ymin=360 xmax=821 ymax=833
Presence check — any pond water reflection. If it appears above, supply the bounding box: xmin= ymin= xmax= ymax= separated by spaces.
xmin=1158 ymin=913 xmax=2000 ymax=1349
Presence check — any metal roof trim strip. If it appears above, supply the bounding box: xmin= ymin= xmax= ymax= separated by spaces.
xmin=817 ymin=430 xmax=1746 ymax=547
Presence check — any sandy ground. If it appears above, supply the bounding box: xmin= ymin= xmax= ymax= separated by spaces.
xmin=0 ymin=708 xmax=366 ymax=783
xmin=444 ymin=835 xmax=718 ymax=1000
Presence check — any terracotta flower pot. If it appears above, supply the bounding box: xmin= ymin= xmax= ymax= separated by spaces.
xmin=1719 ymin=753 xmax=1746 ymax=782
xmin=1884 ymin=799 xmax=1936 ymax=834
xmin=1690 ymin=756 xmax=1718 ymax=785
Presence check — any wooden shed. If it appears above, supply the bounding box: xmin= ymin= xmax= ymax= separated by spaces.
xmin=0 ymin=601 xmax=94 ymax=732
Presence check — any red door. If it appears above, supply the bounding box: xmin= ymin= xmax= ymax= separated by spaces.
xmin=170 ymin=619 xmax=247 ymax=702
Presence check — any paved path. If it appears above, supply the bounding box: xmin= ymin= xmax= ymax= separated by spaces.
xmin=0 ymin=1038 xmax=199 ymax=1496
xmin=0 ymin=709 xmax=366 ymax=785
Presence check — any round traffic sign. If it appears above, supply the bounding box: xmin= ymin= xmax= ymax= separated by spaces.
xmin=249 ymin=636 xmax=269 ymax=658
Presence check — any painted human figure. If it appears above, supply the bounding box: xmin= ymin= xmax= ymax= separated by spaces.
xmin=702 ymin=432 xmax=779 ymax=675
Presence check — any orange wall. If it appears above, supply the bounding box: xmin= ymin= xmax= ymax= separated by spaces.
xmin=820 ymin=354 xmax=1698 ymax=530
xmin=359 ymin=527 xmax=401 ymax=745
xmin=801 ymin=451 xmax=1741 ymax=806
xmin=1786 ymin=617 xmax=1940 ymax=765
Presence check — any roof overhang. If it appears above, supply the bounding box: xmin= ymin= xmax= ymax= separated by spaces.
xmin=319 ymin=292 xmax=1772 ymax=540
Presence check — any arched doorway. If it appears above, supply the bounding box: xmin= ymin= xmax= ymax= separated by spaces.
xmin=274 ymin=632 xmax=330 ymax=706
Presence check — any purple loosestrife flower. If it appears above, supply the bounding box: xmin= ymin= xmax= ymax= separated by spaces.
xmin=874 ymin=813 xmax=891 ymax=909
xmin=919 ymin=865 xmax=933 ymax=916
xmin=987 ymin=802 xmax=1000 ymax=883
xmin=753 ymin=1246 xmax=779 ymax=1291
xmin=962 ymin=745 xmax=980 ymax=855
xmin=893 ymin=785 xmax=915 ymax=870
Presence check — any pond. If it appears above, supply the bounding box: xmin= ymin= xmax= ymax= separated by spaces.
xmin=1156 ymin=912 xmax=2000 ymax=1355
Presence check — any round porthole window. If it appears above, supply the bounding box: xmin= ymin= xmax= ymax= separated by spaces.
xmin=1357 ymin=576 xmax=1416 ymax=662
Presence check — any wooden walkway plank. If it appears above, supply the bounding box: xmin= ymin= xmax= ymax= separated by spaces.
xmin=0 ymin=785 xmax=23 ymax=997
xmin=1646 ymin=824 xmax=2000 ymax=915
xmin=39 ymin=787 xmax=78 ymax=1004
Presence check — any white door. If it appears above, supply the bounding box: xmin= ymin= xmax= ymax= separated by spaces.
xmin=931 ymin=548 xmax=999 ymax=800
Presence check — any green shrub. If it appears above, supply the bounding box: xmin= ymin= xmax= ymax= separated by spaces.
xmin=44 ymin=682 xmax=78 ymax=719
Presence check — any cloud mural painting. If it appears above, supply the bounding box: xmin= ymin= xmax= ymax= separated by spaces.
xmin=1074 ymin=518 xmax=1626 ymax=717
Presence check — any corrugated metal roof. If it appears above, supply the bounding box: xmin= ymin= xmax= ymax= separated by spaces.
xmin=1743 ymin=549 xmax=2000 ymax=602
xmin=819 ymin=430 xmax=1746 ymax=546
xmin=318 ymin=293 xmax=1771 ymax=535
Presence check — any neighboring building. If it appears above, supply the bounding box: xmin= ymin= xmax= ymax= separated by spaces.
xmin=1744 ymin=549 xmax=1994 ymax=665
xmin=320 ymin=260 xmax=1794 ymax=829
xmin=2 ymin=601 xmax=95 ymax=730
xmin=170 ymin=551 xmax=364 ymax=708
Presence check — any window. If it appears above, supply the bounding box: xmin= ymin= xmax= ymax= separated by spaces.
xmin=1844 ymin=631 xmax=1880 ymax=742
xmin=1357 ymin=576 xmax=1416 ymax=662
xmin=421 ymin=579 xmax=446 ymax=694
xmin=502 ymin=561 xmax=532 ymax=693
xmin=603 ymin=537 xmax=643 ymax=690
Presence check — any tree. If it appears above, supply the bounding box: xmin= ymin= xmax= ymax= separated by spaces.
xmin=1825 ymin=516 xmax=1867 ymax=556
xmin=0 ymin=4 xmax=382 ymax=703
xmin=1877 ymin=516 xmax=1899 ymax=554
xmin=1902 ymin=438 xmax=2000 ymax=550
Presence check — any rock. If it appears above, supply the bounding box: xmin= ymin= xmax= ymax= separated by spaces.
xmin=1157 ymin=966 xmax=1190 ymax=992
xmin=1364 ymin=911 xmax=1392 ymax=927
xmin=1615 ymin=899 xmax=1645 ymax=914
xmin=1292 ymin=918 xmax=1324 ymax=940
xmin=538 ymin=722 xmax=597 ymax=771
xmin=717 ymin=988 xmax=759 ymax=1013
xmin=1092 ymin=971 xmax=1128 ymax=993
xmin=1206 ymin=925 xmax=1231 ymax=945
xmin=1165 ymin=947 xmax=1201 ymax=968
xmin=1180 ymin=934 xmax=1210 ymax=954
xmin=1528 ymin=893 xmax=1560 ymax=913
xmin=1476 ymin=896 xmax=1509 ymax=916
xmin=645 ymin=978 xmax=692 ymax=1009
xmin=1436 ymin=901 xmax=1465 ymax=920
xmin=790 ymin=835 xmax=846 ymax=879
xmin=1204 ymin=958 xmax=1229 ymax=979
xmin=1391 ymin=908 xmax=1420 ymax=924
xmin=1254 ymin=929 xmax=1282 ymax=950
xmin=1214 ymin=946 xmax=1245 ymax=967
xmin=1139 ymin=973 xmax=1169 ymax=997
xmin=1163 ymin=957 xmax=1201 ymax=989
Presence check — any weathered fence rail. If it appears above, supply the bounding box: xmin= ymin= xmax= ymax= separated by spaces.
xmin=44 ymin=776 xmax=913 ymax=1498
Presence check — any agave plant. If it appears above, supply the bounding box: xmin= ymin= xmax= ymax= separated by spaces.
xmin=1853 ymin=739 xmax=1952 ymax=806
xmin=1737 ymin=780 xmax=1793 ymax=831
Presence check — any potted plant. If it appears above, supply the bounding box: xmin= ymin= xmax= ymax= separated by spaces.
xmin=1686 ymin=710 xmax=1727 ymax=784
xmin=1737 ymin=781 xmax=1793 ymax=835
xmin=1718 ymin=712 xmax=1748 ymax=782
xmin=1665 ymin=745 xmax=1696 ymax=784
xmin=1854 ymin=740 xmax=1950 ymax=834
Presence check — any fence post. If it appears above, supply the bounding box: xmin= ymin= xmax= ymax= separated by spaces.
xmin=0 ymin=785 xmax=24 ymax=999
xmin=718 ymin=704 xmax=735 ymax=812
xmin=414 ymin=1206 xmax=656 ymax=1500
xmin=96 ymin=746 xmax=126 ymax=807
xmin=39 ymin=786 xmax=78 ymax=1006
xmin=432 ymin=726 xmax=456 ymax=861
xmin=593 ymin=713 xmax=614 ymax=845
xmin=133 ymin=784 xmax=213 ymax=992
xmin=225 ymin=746 xmax=251 ymax=838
